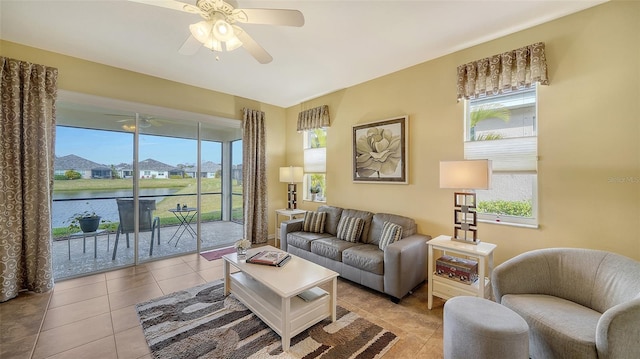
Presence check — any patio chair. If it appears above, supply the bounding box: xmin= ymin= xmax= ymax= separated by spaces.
xmin=112 ymin=199 xmax=160 ymax=260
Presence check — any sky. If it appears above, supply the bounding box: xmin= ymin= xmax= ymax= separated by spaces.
xmin=56 ymin=127 xmax=242 ymax=166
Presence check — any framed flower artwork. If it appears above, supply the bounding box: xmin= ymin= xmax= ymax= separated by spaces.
xmin=352 ymin=115 xmax=408 ymax=184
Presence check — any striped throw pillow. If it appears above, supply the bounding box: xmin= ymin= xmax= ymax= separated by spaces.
xmin=302 ymin=211 xmax=327 ymax=233
xmin=336 ymin=216 xmax=365 ymax=242
xmin=379 ymin=221 xmax=404 ymax=250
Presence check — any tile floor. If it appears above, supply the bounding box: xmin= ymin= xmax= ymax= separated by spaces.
xmin=1 ymin=247 xmax=446 ymax=359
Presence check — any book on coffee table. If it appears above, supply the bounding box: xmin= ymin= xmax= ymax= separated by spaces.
xmin=247 ymin=250 xmax=291 ymax=267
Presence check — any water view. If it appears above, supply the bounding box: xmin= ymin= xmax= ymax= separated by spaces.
xmin=52 ymin=188 xmax=180 ymax=228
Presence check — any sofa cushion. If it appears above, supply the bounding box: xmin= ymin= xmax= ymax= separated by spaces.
xmin=336 ymin=216 xmax=365 ymax=242
xmin=318 ymin=205 xmax=343 ymax=235
xmin=286 ymin=231 xmax=333 ymax=251
xmin=311 ymin=237 xmax=362 ymax=261
xmin=378 ymin=221 xmax=403 ymax=250
xmin=343 ymin=244 xmax=384 ymax=275
xmin=368 ymin=213 xmax=416 ymax=245
xmin=302 ymin=211 xmax=326 ymax=233
xmin=341 ymin=208 xmax=373 ymax=241
xmin=502 ymin=293 xmax=600 ymax=359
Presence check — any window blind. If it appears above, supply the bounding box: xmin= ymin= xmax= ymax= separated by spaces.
xmin=304 ymin=147 xmax=326 ymax=173
xmin=464 ymin=137 xmax=537 ymax=172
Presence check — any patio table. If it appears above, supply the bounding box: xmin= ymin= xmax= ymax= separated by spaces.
xmin=68 ymin=229 xmax=110 ymax=260
xmin=167 ymin=207 xmax=197 ymax=246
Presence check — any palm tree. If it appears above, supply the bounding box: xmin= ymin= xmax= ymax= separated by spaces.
xmin=469 ymin=104 xmax=510 ymax=141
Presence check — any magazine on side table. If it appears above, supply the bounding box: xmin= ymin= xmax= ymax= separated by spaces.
xmin=247 ymin=250 xmax=291 ymax=267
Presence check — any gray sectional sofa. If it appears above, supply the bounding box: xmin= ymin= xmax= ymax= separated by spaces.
xmin=280 ymin=205 xmax=430 ymax=302
xmin=493 ymin=248 xmax=640 ymax=359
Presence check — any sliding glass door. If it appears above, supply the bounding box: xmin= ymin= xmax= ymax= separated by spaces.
xmin=52 ymin=94 xmax=242 ymax=280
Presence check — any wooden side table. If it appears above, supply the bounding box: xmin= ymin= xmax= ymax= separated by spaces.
xmin=427 ymin=235 xmax=497 ymax=309
xmin=274 ymin=209 xmax=306 ymax=248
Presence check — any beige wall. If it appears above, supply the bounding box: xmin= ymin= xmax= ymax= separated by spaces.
xmin=285 ymin=1 xmax=640 ymax=264
xmin=3 ymin=1 xmax=639 ymax=264
xmin=0 ymin=40 xmax=289 ymax=235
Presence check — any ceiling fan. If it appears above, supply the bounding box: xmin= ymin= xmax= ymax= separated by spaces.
xmin=129 ymin=0 xmax=305 ymax=64
xmin=105 ymin=114 xmax=161 ymax=131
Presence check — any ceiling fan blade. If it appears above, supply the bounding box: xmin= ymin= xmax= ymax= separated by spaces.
xmin=178 ymin=35 xmax=202 ymax=55
xmin=232 ymin=8 xmax=304 ymax=27
xmin=128 ymin=0 xmax=204 ymax=15
xmin=236 ymin=30 xmax=273 ymax=64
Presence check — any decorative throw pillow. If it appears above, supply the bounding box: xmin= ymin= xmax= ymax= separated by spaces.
xmin=336 ymin=216 xmax=364 ymax=242
xmin=379 ymin=221 xmax=404 ymax=250
xmin=302 ymin=211 xmax=326 ymax=233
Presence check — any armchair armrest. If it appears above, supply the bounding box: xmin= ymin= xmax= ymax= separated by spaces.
xmin=596 ymin=297 xmax=640 ymax=359
xmin=383 ymin=234 xmax=430 ymax=300
xmin=492 ymin=250 xmax=553 ymax=303
xmin=279 ymin=218 xmax=303 ymax=251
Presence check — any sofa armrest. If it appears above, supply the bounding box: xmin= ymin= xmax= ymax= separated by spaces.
xmin=383 ymin=234 xmax=430 ymax=300
xmin=596 ymin=297 xmax=640 ymax=359
xmin=492 ymin=250 xmax=552 ymax=303
xmin=279 ymin=218 xmax=303 ymax=251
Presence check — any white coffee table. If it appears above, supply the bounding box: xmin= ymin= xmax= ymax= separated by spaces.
xmin=223 ymin=245 xmax=338 ymax=351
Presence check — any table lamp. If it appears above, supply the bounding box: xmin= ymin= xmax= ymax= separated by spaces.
xmin=439 ymin=160 xmax=492 ymax=244
xmin=279 ymin=166 xmax=304 ymax=209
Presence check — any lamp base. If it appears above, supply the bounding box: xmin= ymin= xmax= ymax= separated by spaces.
xmin=286 ymin=183 xmax=297 ymax=210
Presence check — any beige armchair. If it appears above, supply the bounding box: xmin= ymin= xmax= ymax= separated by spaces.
xmin=492 ymin=248 xmax=640 ymax=359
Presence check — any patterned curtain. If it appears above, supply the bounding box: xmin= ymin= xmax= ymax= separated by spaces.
xmin=297 ymin=105 xmax=330 ymax=132
xmin=242 ymin=108 xmax=268 ymax=244
xmin=456 ymin=42 xmax=549 ymax=101
xmin=0 ymin=57 xmax=57 ymax=302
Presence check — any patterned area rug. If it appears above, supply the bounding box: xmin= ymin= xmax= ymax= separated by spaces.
xmin=135 ymin=281 xmax=398 ymax=359
xmin=200 ymin=246 xmax=236 ymax=261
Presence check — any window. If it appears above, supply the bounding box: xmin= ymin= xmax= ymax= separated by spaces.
xmin=303 ymin=128 xmax=327 ymax=202
xmin=464 ymin=86 xmax=538 ymax=226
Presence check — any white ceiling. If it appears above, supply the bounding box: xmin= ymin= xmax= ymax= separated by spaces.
xmin=1 ymin=0 xmax=606 ymax=108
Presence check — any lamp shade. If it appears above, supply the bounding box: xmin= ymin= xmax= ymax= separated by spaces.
xmin=439 ymin=160 xmax=492 ymax=189
xmin=279 ymin=166 xmax=304 ymax=183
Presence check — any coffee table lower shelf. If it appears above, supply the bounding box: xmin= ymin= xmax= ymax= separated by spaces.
xmin=229 ymin=271 xmax=332 ymax=346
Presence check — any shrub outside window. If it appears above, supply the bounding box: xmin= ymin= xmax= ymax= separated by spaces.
xmin=464 ymin=86 xmax=538 ymax=227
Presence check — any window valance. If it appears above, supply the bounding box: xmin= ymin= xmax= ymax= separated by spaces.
xmin=457 ymin=42 xmax=549 ymax=102
xmin=297 ymin=105 xmax=330 ymax=132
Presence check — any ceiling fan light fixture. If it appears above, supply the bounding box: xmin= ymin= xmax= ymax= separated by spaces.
xmin=203 ymin=38 xmax=223 ymax=52
xmin=189 ymin=21 xmax=213 ymax=43
xmin=212 ymin=18 xmax=235 ymax=42
xmin=224 ymin=27 xmax=243 ymax=51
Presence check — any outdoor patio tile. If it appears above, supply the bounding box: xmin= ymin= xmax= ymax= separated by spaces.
xmin=54 ymin=273 xmax=106 ymax=291
xmin=42 ymin=295 xmax=110 ymax=331
xmin=111 ymin=305 xmax=140 ymax=334
xmin=46 ymin=336 xmax=117 ymax=359
xmin=157 ymin=272 xmax=206 ymax=294
xmin=115 ymin=325 xmax=150 ymax=359
xmin=106 ymin=271 xmax=156 ymax=293
xmin=32 ymin=313 xmax=113 ymax=359
xmin=49 ymin=281 xmax=108 ymax=309
xmin=149 ymin=262 xmax=195 ymax=281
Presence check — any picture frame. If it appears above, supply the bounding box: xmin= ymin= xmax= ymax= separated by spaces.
xmin=352 ymin=116 xmax=408 ymax=184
